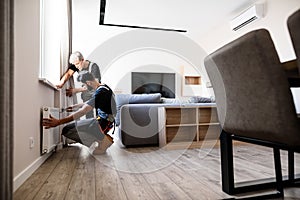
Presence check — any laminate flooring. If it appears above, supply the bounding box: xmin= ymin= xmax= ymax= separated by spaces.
xmin=14 ymin=138 xmax=300 ymax=200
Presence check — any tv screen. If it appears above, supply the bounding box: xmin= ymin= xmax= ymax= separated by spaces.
xmin=132 ymin=72 xmax=176 ymax=98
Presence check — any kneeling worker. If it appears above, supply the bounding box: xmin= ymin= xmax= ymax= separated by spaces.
xmin=43 ymin=71 xmax=116 ymax=154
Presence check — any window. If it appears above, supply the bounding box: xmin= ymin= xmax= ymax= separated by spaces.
xmin=39 ymin=0 xmax=63 ymax=87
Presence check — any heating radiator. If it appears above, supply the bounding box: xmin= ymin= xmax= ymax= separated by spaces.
xmin=41 ymin=107 xmax=61 ymax=154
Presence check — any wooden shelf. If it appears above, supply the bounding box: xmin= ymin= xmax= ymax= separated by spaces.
xmin=184 ymin=76 xmax=201 ymax=85
xmin=182 ymin=75 xmax=202 ymax=96
xmin=158 ymin=105 xmax=221 ymax=149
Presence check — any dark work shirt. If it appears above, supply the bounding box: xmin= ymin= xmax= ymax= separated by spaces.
xmin=86 ymin=84 xmax=116 ymax=119
xmin=68 ymin=64 xmax=79 ymax=72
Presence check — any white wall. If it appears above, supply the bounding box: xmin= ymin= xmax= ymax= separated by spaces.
xmin=72 ymin=0 xmax=300 ymax=99
xmin=199 ymin=0 xmax=300 ymax=61
xmin=14 ymin=0 xmax=58 ymax=191
xmin=72 ymin=0 xmax=211 ymax=98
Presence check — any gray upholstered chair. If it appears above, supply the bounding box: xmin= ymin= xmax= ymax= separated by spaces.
xmin=204 ymin=29 xmax=300 ymax=199
xmin=288 ymin=9 xmax=300 ymax=72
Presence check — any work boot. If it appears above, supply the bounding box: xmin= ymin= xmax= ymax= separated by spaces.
xmin=93 ymin=135 xmax=113 ymax=155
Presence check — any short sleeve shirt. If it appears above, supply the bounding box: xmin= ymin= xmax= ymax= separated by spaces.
xmin=68 ymin=64 xmax=79 ymax=72
xmin=86 ymin=84 xmax=116 ymax=119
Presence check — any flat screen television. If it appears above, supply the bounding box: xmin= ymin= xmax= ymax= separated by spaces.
xmin=132 ymin=72 xmax=176 ymax=98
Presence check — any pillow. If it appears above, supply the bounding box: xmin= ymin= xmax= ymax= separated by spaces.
xmin=161 ymin=98 xmax=181 ymax=104
xmin=129 ymin=93 xmax=161 ymax=104
xmin=115 ymin=94 xmax=131 ymax=107
xmin=189 ymin=96 xmax=214 ymax=103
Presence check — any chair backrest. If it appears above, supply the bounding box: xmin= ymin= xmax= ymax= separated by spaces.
xmin=287 ymin=9 xmax=300 ymax=71
xmin=204 ymin=29 xmax=300 ymax=148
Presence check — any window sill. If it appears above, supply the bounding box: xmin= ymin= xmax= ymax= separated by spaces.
xmin=39 ymin=78 xmax=59 ymax=91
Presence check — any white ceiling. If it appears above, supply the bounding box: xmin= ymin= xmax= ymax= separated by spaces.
xmin=104 ymin=0 xmax=260 ymax=34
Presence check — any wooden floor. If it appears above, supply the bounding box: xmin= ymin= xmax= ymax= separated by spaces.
xmin=14 ymin=139 xmax=300 ymax=200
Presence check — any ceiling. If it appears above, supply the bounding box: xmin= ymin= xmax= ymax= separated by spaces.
xmin=104 ymin=0 xmax=260 ymax=35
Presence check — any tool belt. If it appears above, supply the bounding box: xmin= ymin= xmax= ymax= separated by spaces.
xmin=97 ymin=116 xmax=115 ymax=136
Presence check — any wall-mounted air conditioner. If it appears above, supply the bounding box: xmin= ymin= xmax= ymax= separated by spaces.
xmin=230 ymin=4 xmax=264 ymax=31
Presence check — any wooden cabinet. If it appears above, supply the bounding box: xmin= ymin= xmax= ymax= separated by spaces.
xmin=158 ymin=105 xmax=221 ymax=149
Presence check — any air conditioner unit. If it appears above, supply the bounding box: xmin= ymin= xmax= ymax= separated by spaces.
xmin=230 ymin=4 xmax=264 ymax=31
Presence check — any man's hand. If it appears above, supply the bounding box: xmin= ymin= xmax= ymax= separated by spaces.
xmin=66 ymin=87 xmax=75 ymax=97
xmin=42 ymin=115 xmax=60 ymax=129
xmin=56 ymin=83 xmax=64 ymax=89
xmin=66 ymin=86 xmax=87 ymax=97
xmin=65 ymin=105 xmax=79 ymax=112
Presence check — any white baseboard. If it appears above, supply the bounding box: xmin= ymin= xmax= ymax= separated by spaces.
xmin=13 ymin=151 xmax=53 ymax=192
